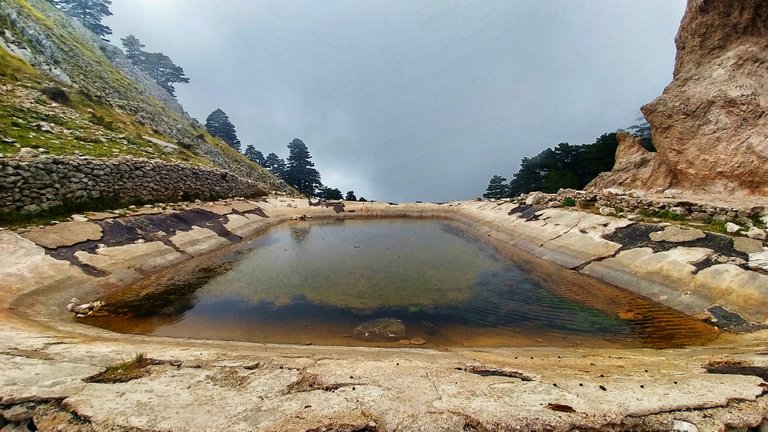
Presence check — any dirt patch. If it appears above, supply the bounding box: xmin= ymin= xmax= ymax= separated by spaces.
xmin=459 ymin=365 xmax=535 ymax=382
xmin=705 ymin=360 xmax=768 ymax=382
xmin=604 ymin=223 xmax=748 ymax=261
xmin=306 ymin=421 xmax=378 ymax=432
xmin=706 ymin=306 xmax=768 ymax=332
xmin=286 ymin=372 xmax=358 ymax=394
xmin=207 ymin=368 xmax=250 ymax=388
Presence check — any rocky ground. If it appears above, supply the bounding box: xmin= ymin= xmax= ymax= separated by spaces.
xmin=2 ymin=197 xmax=768 ymax=431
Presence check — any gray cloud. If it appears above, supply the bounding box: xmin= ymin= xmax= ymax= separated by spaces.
xmin=106 ymin=0 xmax=686 ymax=202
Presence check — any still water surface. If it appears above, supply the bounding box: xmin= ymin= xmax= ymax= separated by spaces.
xmin=86 ymin=219 xmax=718 ymax=348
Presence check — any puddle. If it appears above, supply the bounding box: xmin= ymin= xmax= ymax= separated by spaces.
xmin=84 ymin=218 xmax=719 ymax=348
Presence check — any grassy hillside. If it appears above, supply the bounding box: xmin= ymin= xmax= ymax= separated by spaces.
xmin=0 ymin=0 xmax=292 ymax=193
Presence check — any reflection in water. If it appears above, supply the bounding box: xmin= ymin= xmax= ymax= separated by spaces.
xmin=86 ymin=219 xmax=719 ymax=348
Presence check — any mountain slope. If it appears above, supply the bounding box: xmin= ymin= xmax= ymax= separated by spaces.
xmin=0 ymin=0 xmax=290 ymax=193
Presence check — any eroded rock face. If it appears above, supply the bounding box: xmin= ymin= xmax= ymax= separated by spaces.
xmin=586 ymin=132 xmax=676 ymax=192
xmin=594 ymin=1 xmax=768 ymax=194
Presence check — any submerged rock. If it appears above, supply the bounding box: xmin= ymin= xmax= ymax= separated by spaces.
xmin=353 ymin=318 xmax=406 ymax=340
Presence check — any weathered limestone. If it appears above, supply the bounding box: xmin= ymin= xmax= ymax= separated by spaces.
xmin=583 ymin=247 xmax=714 ymax=316
xmin=3 ymin=198 xmax=768 ymax=431
xmin=169 ymin=226 xmax=231 ymax=256
xmin=691 ymin=265 xmax=768 ymax=323
xmin=74 ymin=242 xmax=184 ymax=274
xmin=20 ymin=221 xmax=103 ymax=248
xmin=224 ymin=213 xmax=268 ymax=238
xmin=649 ymin=226 xmax=706 ymax=243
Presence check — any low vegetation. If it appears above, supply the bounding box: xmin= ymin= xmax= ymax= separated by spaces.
xmin=85 ymin=352 xmax=153 ymax=383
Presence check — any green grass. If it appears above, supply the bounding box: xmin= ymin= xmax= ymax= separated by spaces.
xmin=561 ymin=197 xmax=576 ymax=207
xmin=639 ymin=208 xmax=685 ymax=221
xmin=85 ymin=353 xmax=153 ymax=383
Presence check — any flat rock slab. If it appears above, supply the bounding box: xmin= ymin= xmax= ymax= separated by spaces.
xmin=201 ymin=204 xmax=234 ymax=215
xmin=734 ymin=237 xmax=764 ymax=254
xmin=0 ymin=232 xmax=85 ymax=298
xmin=20 ymin=222 xmax=103 ymax=249
xmin=85 ymin=211 xmax=119 ymax=221
xmin=74 ymin=242 xmax=184 ymax=274
xmin=231 ymin=201 xmax=259 ymax=213
xmin=169 ymin=226 xmax=230 ymax=256
xmin=0 ymin=355 xmax=101 ymax=404
xmin=649 ymin=226 xmax=706 ymax=243
xmin=536 ymin=230 xmax=622 ymax=269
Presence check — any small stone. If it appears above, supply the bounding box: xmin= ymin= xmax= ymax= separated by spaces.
xmin=627 ymin=214 xmax=642 ymax=221
xmin=1 ymin=136 xmax=16 ymax=143
xmin=603 ymin=188 xmax=625 ymax=196
xmin=725 ymin=222 xmax=741 ymax=233
xmin=409 ymin=338 xmax=427 ymax=345
xmin=746 ymin=227 xmax=767 ymax=240
xmin=599 ymin=207 xmax=617 ymax=216
xmin=672 ymin=419 xmax=699 ymax=432
xmin=70 ymin=214 xmax=89 ymax=222
xmin=547 ymin=201 xmax=563 ymax=208
xmin=17 ymin=147 xmax=40 ymax=158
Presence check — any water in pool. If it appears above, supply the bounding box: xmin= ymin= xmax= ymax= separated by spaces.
xmin=86 ymin=218 xmax=719 ymax=348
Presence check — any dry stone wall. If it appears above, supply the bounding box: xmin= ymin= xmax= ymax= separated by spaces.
xmin=0 ymin=156 xmax=269 ymax=214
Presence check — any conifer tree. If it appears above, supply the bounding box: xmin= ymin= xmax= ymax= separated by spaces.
xmin=264 ymin=153 xmax=286 ymax=178
xmin=344 ymin=191 xmax=357 ymax=201
xmin=483 ymin=175 xmax=509 ymax=199
xmin=139 ymin=52 xmax=190 ymax=97
xmin=55 ymin=0 xmax=113 ymax=39
xmin=205 ymin=109 xmax=241 ymax=152
xmin=244 ymin=145 xmax=265 ymax=166
xmin=120 ymin=34 xmax=145 ymax=63
xmin=283 ymin=138 xmax=322 ymax=197
xmin=319 ymin=187 xmax=343 ymax=200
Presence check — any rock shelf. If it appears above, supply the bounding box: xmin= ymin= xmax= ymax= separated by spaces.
xmin=3 ymin=197 xmax=768 ymax=431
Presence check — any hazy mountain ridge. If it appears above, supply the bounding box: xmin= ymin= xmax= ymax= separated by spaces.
xmin=0 ymin=0 xmax=292 ymax=193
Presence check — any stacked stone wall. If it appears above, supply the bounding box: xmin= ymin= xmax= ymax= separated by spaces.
xmin=0 ymin=156 xmax=268 ymax=214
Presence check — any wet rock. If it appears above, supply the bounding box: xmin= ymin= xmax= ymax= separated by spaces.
xmin=649 ymin=226 xmax=705 ymax=243
xmin=20 ymin=221 xmax=103 ymax=248
xmin=353 ymin=318 xmax=406 ymax=340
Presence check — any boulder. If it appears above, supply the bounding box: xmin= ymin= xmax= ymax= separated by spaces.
xmin=745 ymin=227 xmax=767 ymax=241
xmin=725 ymin=222 xmax=741 ymax=234
xmin=649 ymin=226 xmax=705 ymax=243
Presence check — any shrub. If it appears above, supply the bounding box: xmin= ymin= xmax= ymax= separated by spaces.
xmin=561 ymin=197 xmax=576 ymax=207
xmin=41 ymin=86 xmax=71 ymax=105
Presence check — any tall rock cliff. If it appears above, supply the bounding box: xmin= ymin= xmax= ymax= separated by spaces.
xmin=591 ymin=0 xmax=768 ymax=195
xmin=0 ymin=0 xmax=291 ymax=194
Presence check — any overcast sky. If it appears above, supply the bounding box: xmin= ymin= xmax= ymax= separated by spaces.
xmin=106 ymin=0 xmax=686 ymax=202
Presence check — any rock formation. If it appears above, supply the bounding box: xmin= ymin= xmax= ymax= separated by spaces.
xmin=592 ymin=0 xmax=768 ymax=195
xmin=586 ymin=132 xmax=676 ymax=191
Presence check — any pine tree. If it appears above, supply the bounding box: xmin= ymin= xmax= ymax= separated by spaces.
xmin=139 ymin=52 xmax=190 ymax=98
xmin=55 ymin=0 xmax=113 ymax=39
xmin=264 ymin=153 xmax=286 ymax=178
xmin=344 ymin=191 xmax=357 ymax=201
xmin=120 ymin=34 xmax=145 ymax=64
xmin=483 ymin=175 xmax=509 ymax=199
xmin=205 ymin=109 xmax=241 ymax=152
xmin=244 ymin=145 xmax=265 ymax=166
xmin=283 ymin=138 xmax=322 ymax=197
xmin=319 ymin=187 xmax=343 ymax=200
